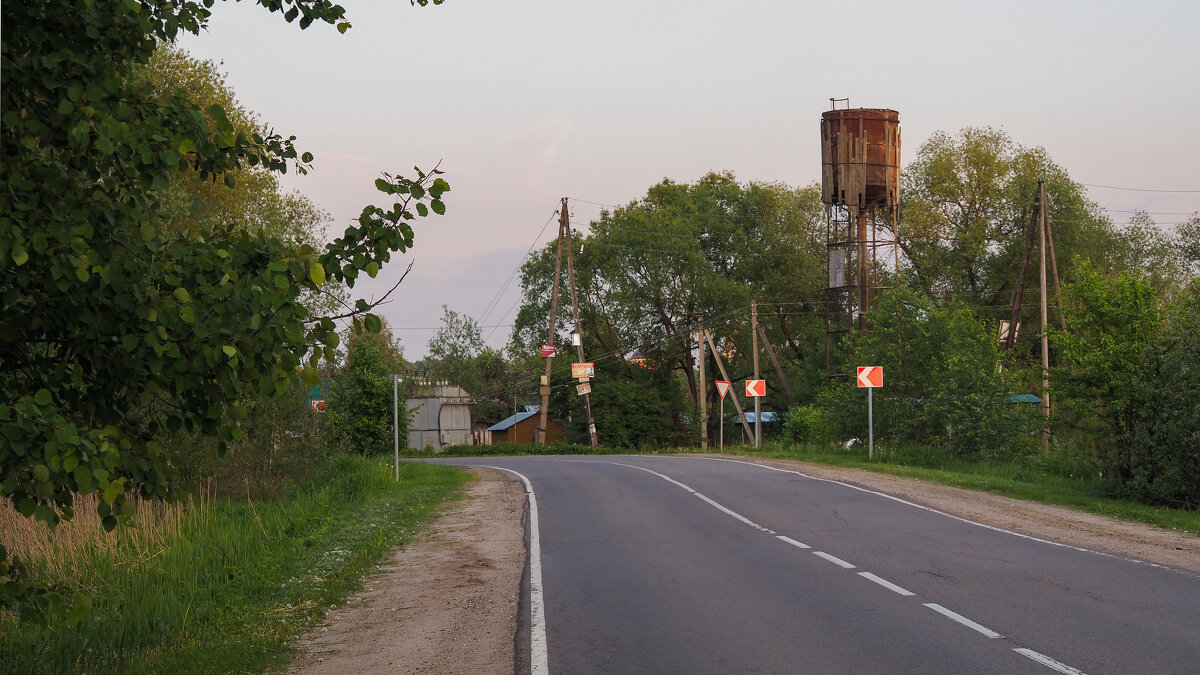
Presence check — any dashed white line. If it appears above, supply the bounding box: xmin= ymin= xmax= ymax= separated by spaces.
xmin=813 ymin=551 xmax=857 ymax=569
xmin=923 ymin=603 xmax=1004 ymax=639
xmin=858 ymin=571 xmax=915 ymax=596
xmin=777 ymin=535 xmax=811 ymax=549
xmin=480 ymin=466 xmax=547 ymax=675
xmin=1014 ymin=648 xmax=1088 ymax=674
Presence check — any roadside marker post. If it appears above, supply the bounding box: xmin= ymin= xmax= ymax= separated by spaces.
xmin=715 ymin=381 xmax=731 ymax=450
xmin=856 ymin=367 xmax=883 ymax=459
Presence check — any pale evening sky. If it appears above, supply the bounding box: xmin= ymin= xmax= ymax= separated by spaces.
xmin=179 ymin=0 xmax=1200 ymax=360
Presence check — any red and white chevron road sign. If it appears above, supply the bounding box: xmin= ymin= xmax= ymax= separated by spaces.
xmin=857 ymin=366 xmax=883 ymax=388
xmin=745 ymin=379 xmax=766 ymax=397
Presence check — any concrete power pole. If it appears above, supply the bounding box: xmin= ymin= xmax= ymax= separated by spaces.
xmin=537 ymin=206 xmax=567 ymax=444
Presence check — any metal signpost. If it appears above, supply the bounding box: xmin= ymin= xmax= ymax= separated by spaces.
xmin=745 ymin=379 xmax=766 ymax=448
xmin=715 ymin=380 xmax=731 ymax=450
xmin=856 ymin=366 xmax=882 ymax=459
xmin=392 ymin=374 xmax=401 ymax=481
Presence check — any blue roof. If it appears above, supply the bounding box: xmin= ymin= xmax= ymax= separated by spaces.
xmin=1009 ymin=394 xmax=1043 ymax=404
xmin=487 ymin=410 xmax=539 ymax=432
xmin=741 ymin=412 xmax=781 ymax=423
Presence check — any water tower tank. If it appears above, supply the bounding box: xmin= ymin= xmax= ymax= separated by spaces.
xmin=820 ymin=108 xmax=901 ymax=208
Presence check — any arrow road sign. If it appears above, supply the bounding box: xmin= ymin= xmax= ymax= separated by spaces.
xmin=857 ymin=366 xmax=882 ymax=388
xmin=745 ymin=379 xmax=766 ymax=397
xmin=715 ymin=381 xmax=731 ymax=399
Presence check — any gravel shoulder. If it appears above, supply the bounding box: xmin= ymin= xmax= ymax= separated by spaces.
xmin=285 ymin=456 xmax=1198 ymax=674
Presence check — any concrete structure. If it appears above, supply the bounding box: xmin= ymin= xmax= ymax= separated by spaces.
xmin=487 ymin=408 xmax=564 ymax=444
xmin=406 ymin=383 xmax=473 ymax=451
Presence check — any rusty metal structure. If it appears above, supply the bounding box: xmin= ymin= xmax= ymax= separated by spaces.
xmin=820 ymin=102 xmax=901 ymax=373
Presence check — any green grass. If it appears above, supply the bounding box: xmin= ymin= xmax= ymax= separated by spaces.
xmin=1 ymin=455 xmax=469 ymax=674
xmin=708 ymin=441 xmax=1200 ymax=536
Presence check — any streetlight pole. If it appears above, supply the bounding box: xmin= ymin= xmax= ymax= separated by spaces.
xmin=393 ymin=374 xmax=400 ymax=482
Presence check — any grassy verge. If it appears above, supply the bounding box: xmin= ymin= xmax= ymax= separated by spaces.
xmin=708 ymin=442 xmax=1200 ymax=536
xmin=0 ymin=455 xmax=469 ymax=674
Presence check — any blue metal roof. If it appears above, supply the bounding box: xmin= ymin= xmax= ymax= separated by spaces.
xmin=486 ymin=410 xmax=539 ymax=432
xmin=741 ymin=411 xmax=781 ymax=424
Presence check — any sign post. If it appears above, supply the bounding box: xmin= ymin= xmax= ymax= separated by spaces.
xmin=715 ymin=381 xmax=731 ymax=450
xmin=856 ymin=367 xmax=883 ymax=459
xmin=745 ymin=380 xmax=766 ymax=447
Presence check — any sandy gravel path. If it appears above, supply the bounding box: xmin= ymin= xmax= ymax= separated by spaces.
xmin=285 ymin=456 xmax=1198 ymax=674
xmin=287 ymin=467 xmax=526 ymax=675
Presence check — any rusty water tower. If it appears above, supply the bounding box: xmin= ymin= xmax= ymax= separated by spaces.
xmin=820 ymin=102 xmax=901 ymax=373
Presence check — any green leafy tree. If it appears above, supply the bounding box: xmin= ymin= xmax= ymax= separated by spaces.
xmin=816 ymin=287 xmax=1038 ymax=457
xmin=1 ymin=0 xmax=446 ymax=617
xmin=425 ymin=306 xmax=486 ymax=389
xmin=900 ymin=127 xmax=1115 ymax=318
xmin=1053 ymin=262 xmax=1164 ymax=461
xmin=325 ymin=320 xmax=407 ymax=455
xmin=1118 ymin=280 xmax=1200 ymax=506
xmin=509 ymin=173 xmax=827 ymax=445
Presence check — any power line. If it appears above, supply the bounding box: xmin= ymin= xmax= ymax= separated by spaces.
xmin=477 ymin=208 xmax=560 ymax=330
xmin=1081 ymin=183 xmax=1200 ymax=194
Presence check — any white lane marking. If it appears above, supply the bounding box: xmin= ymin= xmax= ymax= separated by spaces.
xmin=813 ymin=551 xmax=857 ymax=569
xmin=480 ymin=466 xmax=548 ymax=675
xmin=691 ymin=456 xmax=1185 ymax=577
xmin=923 ymin=603 xmax=1004 ymax=639
xmin=858 ymin=572 xmax=915 ymax=596
xmin=612 ymin=462 xmax=776 ymax=533
xmin=1014 ymin=648 xmax=1088 ymax=674
xmin=777 ymin=535 xmax=811 ymax=549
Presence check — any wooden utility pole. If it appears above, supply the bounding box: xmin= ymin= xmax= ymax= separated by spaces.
xmin=751 ymin=300 xmax=761 ymax=448
xmin=563 ymin=198 xmax=598 ymax=448
xmin=756 ymin=323 xmax=796 ymax=406
xmin=698 ymin=314 xmax=707 ymax=451
xmin=1037 ymin=180 xmax=1051 ymax=454
xmin=703 ymin=329 xmax=755 ymax=443
xmin=536 ymin=205 xmax=567 ymax=443
xmin=1005 ymin=191 xmax=1041 ymax=352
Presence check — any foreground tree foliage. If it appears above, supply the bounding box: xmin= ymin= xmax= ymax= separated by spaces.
xmin=1 ymin=0 xmax=446 ymax=618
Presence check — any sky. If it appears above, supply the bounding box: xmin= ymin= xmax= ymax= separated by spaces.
xmin=179 ymin=0 xmax=1200 ymax=360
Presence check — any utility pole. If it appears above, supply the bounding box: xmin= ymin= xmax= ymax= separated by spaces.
xmin=563 ymin=198 xmax=598 ymax=448
xmin=751 ymin=300 xmax=761 ymax=448
xmin=698 ymin=314 xmax=707 ymax=451
xmin=537 ymin=205 xmax=567 ymax=444
xmin=703 ymin=329 xmax=755 ymax=444
xmin=1037 ymin=179 xmax=1051 ymax=454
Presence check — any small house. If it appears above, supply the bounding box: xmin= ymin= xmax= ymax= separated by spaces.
xmin=487 ymin=408 xmax=565 ymax=444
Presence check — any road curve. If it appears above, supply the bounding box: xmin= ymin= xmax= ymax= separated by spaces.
xmin=429 ymin=455 xmax=1200 ymax=674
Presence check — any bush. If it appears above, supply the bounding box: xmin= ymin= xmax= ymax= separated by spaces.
xmin=783 ymin=404 xmax=836 ymax=443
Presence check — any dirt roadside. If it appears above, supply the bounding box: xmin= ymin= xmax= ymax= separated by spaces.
xmin=285 ymin=457 xmax=1199 ymax=675
xmin=287 ymin=467 xmax=526 ymax=675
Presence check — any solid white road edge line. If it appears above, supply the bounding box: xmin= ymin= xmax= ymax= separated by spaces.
xmin=813 ymin=551 xmax=857 ymax=569
xmin=858 ymin=572 xmax=915 ymax=596
xmin=1014 ymin=648 xmax=1089 ymax=674
xmin=923 ymin=603 xmax=1004 ymax=638
xmin=480 ymin=466 xmax=548 ymax=675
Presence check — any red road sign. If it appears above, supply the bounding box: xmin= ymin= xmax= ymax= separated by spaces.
xmin=857 ymin=366 xmax=883 ymax=388
xmin=715 ymin=381 xmax=731 ymax=399
xmin=745 ymin=379 xmax=766 ymax=397
xmin=541 ymin=344 xmax=556 ymax=357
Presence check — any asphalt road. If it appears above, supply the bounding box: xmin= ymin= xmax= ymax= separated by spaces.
xmin=430 ymin=455 xmax=1200 ymax=674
